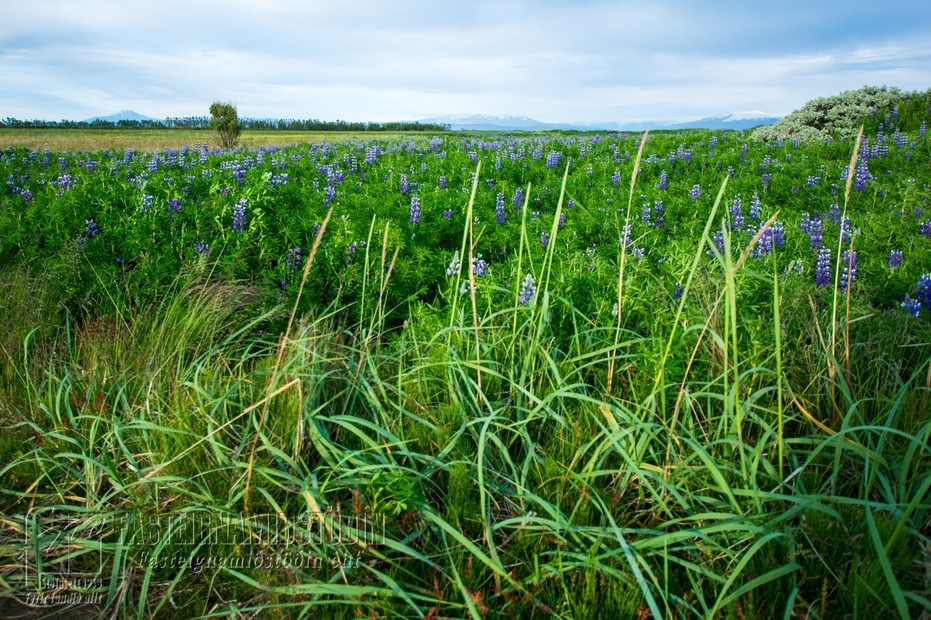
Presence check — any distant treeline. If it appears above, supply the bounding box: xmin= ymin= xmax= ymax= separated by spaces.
xmin=0 ymin=117 xmax=452 ymax=132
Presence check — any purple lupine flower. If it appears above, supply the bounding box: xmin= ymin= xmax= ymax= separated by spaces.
xmin=762 ymin=173 xmax=772 ymax=190
xmin=901 ymin=296 xmax=921 ymax=317
xmin=730 ymin=196 xmax=744 ymax=232
xmin=920 ymin=121 xmax=927 ymax=137
xmin=540 ymin=232 xmax=550 ymax=249
xmin=567 ymin=198 xmax=575 ymax=209
xmin=400 ymin=174 xmax=409 ymax=195
xmin=472 ymin=254 xmax=487 ymax=276
xmin=365 ymin=146 xmax=377 ymax=164
xmin=807 ymin=218 xmax=823 ymax=249
xmin=620 ymin=224 xmax=632 ymax=247
xmin=495 ymin=193 xmax=506 ymax=225
xmin=828 ymin=204 xmax=840 ymax=226
xmin=806 ymin=175 xmax=820 ymax=187
xmin=439 ymin=175 xmax=447 ymax=189
xmin=611 ymin=170 xmax=621 ymax=187
xmin=468 ymin=151 xmax=478 ymax=163
xmin=815 ymin=248 xmax=832 ymax=287
xmin=486 ymin=178 xmax=495 ymax=189
xmin=545 ymin=150 xmax=561 ymax=169
xmin=232 ymin=198 xmax=247 ymax=232
xmin=631 ymin=247 xmax=644 ymax=260
xmin=513 ymin=187 xmax=524 ymax=212
xmin=84 ymin=220 xmax=99 ymax=237
xmin=641 ymin=203 xmax=652 ymax=224
xmin=919 ymin=221 xmax=931 ymax=238
xmin=167 ymin=198 xmax=181 ymax=213
xmin=446 ymin=252 xmax=460 ymax=276
xmin=772 ymin=222 xmax=785 ymax=247
xmin=689 ymin=184 xmax=701 ymax=200
xmin=853 ymin=161 xmax=872 ymax=191
xmin=840 ymin=250 xmax=857 ymax=292
xmin=658 ymin=170 xmax=668 ymax=191
xmin=559 ymin=212 xmax=566 ymax=228
xmin=915 ymin=274 xmax=931 ymax=308
xmin=324 ymin=185 xmax=336 ymax=204
xmin=888 ymin=250 xmax=903 ymax=268
xmin=140 ymin=194 xmax=154 ymax=214
xmin=518 ymin=273 xmax=536 ymax=305
xmin=442 ymin=209 xmax=453 ymax=219
xmin=728 ymin=166 xmax=735 ymax=180
xmin=409 ymin=196 xmax=421 ymax=226
xmin=840 ymin=217 xmax=852 ymax=244
xmin=286 ymin=246 xmax=302 ymax=270
xmin=313 ymin=222 xmax=322 ymax=237
xmin=195 ymin=240 xmax=209 ymax=255
xmin=749 ymin=194 xmax=761 ymax=221
xmin=709 ymin=230 xmax=725 ymax=255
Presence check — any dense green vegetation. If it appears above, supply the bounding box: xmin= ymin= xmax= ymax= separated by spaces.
xmin=1 ymin=92 xmax=930 ymax=619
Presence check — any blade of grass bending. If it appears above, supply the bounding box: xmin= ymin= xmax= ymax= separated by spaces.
xmin=540 ymin=158 xmax=571 ymax=294
xmin=772 ymin=247 xmax=784 ymax=482
xmin=652 ymin=178 xmax=727 ymax=394
xmin=243 ymin=205 xmax=334 ymax=515
xmin=829 ymin=126 xmax=863 ymax=394
xmin=607 ymin=130 xmax=648 ymax=395
xmin=865 ymin=506 xmax=911 ymax=619
xmin=511 ymin=182 xmax=532 ymax=334
xmin=449 ymin=161 xmax=481 ymax=332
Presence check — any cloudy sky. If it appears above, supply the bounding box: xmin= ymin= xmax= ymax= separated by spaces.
xmin=2 ymin=0 xmax=930 ymax=123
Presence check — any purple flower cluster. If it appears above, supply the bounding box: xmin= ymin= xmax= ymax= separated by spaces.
xmin=472 ymin=254 xmax=487 ymax=276
xmin=729 ymin=196 xmax=744 ymax=232
xmin=495 ymin=193 xmax=506 ymax=225
xmin=658 ymin=170 xmax=667 ymax=191
xmin=800 ymin=213 xmax=823 ymax=248
xmin=762 ymin=173 xmax=772 ymax=190
xmin=749 ymin=194 xmax=761 ymax=220
xmin=689 ymin=185 xmax=701 ymax=200
xmin=815 ymin=248 xmax=832 ymax=287
xmin=853 ymin=161 xmax=872 ymax=191
xmin=540 ymin=232 xmax=550 ymax=249
xmin=611 ymin=170 xmax=621 ymax=187
xmin=409 ymin=196 xmax=421 ymax=226
xmin=513 ymin=187 xmax=524 ymax=212
xmin=653 ymin=201 xmax=664 ymax=228
xmin=439 ymin=175 xmax=447 ymax=190
xmin=168 ymin=198 xmax=181 ymax=214
xmin=840 ymin=250 xmax=857 ymax=292
xmin=232 ymin=199 xmax=247 ymax=232
xmin=545 ymin=151 xmax=562 ymax=169
xmin=442 ymin=209 xmax=453 ymax=219
xmin=901 ymin=296 xmax=921 ymax=317
xmin=915 ymin=274 xmax=931 ymax=308
xmin=888 ymin=250 xmax=903 ymax=268
xmin=919 ymin=221 xmax=931 ymax=238
xmin=518 ymin=273 xmax=536 ymax=305
xmin=400 ymin=174 xmax=409 ymax=195
xmin=195 ymin=240 xmax=209 ymax=255
xmin=286 ymin=246 xmax=302 ymax=270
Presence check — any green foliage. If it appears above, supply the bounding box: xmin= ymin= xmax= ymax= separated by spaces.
xmin=752 ymin=85 xmax=931 ymax=142
xmin=209 ymin=100 xmax=242 ymax=149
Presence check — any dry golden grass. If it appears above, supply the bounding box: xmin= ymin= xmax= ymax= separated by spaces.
xmin=0 ymin=129 xmax=418 ymax=151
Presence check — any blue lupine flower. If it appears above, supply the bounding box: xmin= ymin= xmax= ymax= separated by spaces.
xmin=559 ymin=213 xmax=566 ymax=228
xmin=399 ymin=174 xmax=409 ymax=195
xmin=840 ymin=250 xmax=857 ymax=292
xmin=853 ymin=161 xmax=872 ymax=191
xmin=472 ymin=254 xmax=487 ymax=276
xmin=232 ymin=199 xmax=247 ymax=232
xmin=730 ymin=196 xmax=744 ymax=232
xmin=495 ymin=193 xmax=506 ymax=225
xmin=540 ymin=233 xmax=550 ymax=249
xmin=611 ymin=171 xmax=621 ymax=187
xmin=286 ymin=246 xmax=302 ymax=270
xmin=762 ymin=173 xmax=772 ymax=190
xmin=658 ymin=170 xmax=667 ymax=191
xmin=828 ymin=204 xmax=840 ymax=226
xmin=567 ymin=199 xmax=575 ymax=209
xmin=168 ymin=198 xmax=181 ymax=213
xmin=689 ymin=185 xmax=701 ymax=200
xmin=439 ymin=175 xmax=447 ymax=189
xmin=446 ymin=251 xmax=460 ymax=276
xmin=85 ymin=220 xmax=99 ymax=237
xmin=518 ymin=273 xmax=536 ymax=305
xmin=916 ymin=274 xmax=931 ymax=308
xmin=620 ymin=225 xmax=632 ymax=247
xmin=513 ymin=187 xmax=524 ymax=212
xmin=901 ymin=296 xmax=921 ymax=317
xmin=409 ymin=196 xmax=421 ymax=226
xmin=749 ymin=194 xmax=761 ymax=220
xmin=919 ymin=221 xmax=931 ymax=238
xmin=708 ymin=230 xmax=725 ymax=255
xmin=815 ymin=248 xmax=832 ymax=287
xmin=728 ymin=166 xmax=735 ymax=180
xmin=545 ymin=151 xmax=561 ymax=169
xmin=888 ymin=250 xmax=903 ymax=269
xmin=442 ymin=209 xmax=453 ymax=219
xmin=139 ymin=194 xmax=152 ymax=213
xmin=195 ymin=240 xmax=209 ymax=255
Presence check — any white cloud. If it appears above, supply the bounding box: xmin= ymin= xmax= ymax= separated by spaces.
xmin=1 ymin=0 xmax=930 ymax=122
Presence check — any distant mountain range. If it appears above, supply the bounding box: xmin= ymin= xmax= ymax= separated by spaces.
xmin=81 ymin=110 xmax=159 ymax=123
xmin=77 ymin=110 xmax=780 ymax=131
xmin=416 ymin=111 xmax=781 ymax=131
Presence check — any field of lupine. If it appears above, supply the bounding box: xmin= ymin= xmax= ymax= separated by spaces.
xmin=1 ymin=99 xmax=931 ymax=619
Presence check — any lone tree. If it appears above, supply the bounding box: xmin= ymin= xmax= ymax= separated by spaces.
xmin=210 ymin=101 xmax=242 ymax=150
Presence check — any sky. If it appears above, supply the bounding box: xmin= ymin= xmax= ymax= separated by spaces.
xmin=2 ymin=0 xmax=931 ymax=124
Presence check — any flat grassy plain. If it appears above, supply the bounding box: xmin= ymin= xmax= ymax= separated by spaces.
xmin=1 ymin=114 xmax=931 ymax=620
xmin=0 ymin=128 xmax=416 ymax=151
